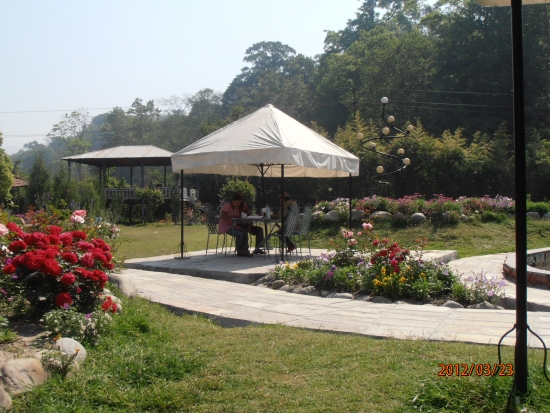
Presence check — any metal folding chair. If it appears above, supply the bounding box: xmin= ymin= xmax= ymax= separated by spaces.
xmin=293 ymin=204 xmax=313 ymax=257
xmin=270 ymin=206 xmax=300 ymax=261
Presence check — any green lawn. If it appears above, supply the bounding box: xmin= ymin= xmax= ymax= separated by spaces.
xmin=14 ymin=295 xmax=550 ymax=413
xmin=116 ymin=218 xmax=550 ymax=260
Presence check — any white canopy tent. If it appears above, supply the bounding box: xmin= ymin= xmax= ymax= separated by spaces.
xmin=171 ymin=104 xmax=359 ymax=178
xmin=171 ymin=104 xmax=360 ymax=259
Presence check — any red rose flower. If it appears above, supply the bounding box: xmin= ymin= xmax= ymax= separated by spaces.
xmin=379 ymin=250 xmax=388 ymax=257
xmin=393 ymin=266 xmax=400 ymax=274
xmin=55 ymin=292 xmax=73 ymax=307
xmin=25 ymin=253 xmax=44 ymax=270
xmin=6 ymin=222 xmax=25 ymax=237
xmin=71 ymin=231 xmax=87 ymax=241
xmin=80 ymin=253 xmax=95 ymax=268
xmin=372 ymin=240 xmax=379 ymax=246
xmin=2 ymin=264 xmax=15 ymax=274
xmin=62 ymin=252 xmax=79 ymax=264
xmin=59 ymin=233 xmax=73 ymax=246
xmin=101 ymin=296 xmax=117 ymax=313
xmin=60 ymin=272 xmax=76 ymax=285
xmin=48 ymin=235 xmax=61 ymax=245
xmin=48 ymin=226 xmax=63 ymax=235
xmin=390 ymin=259 xmax=399 ymax=267
xmin=76 ymin=241 xmax=94 ymax=251
xmin=91 ymin=270 xmax=108 ymax=288
xmin=75 ymin=267 xmax=92 ymax=278
xmin=42 ymin=259 xmax=62 ymax=277
xmin=8 ymin=240 xmax=27 ymax=252
xmin=370 ymin=257 xmax=377 ymax=265
xmin=104 ymin=262 xmax=115 ymax=271
xmin=76 ymin=287 xmax=82 ymax=294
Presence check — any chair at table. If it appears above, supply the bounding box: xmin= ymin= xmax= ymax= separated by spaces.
xmin=269 ymin=205 xmax=300 ymax=260
xmin=293 ymin=204 xmax=313 ymax=257
xmin=202 ymin=204 xmax=236 ymax=255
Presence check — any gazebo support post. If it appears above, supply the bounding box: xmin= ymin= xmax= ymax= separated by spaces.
xmin=141 ymin=161 xmax=145 ymax=223
xmin=68 ymin=161 xmax=71 ymax=181
xmin=164 ymin=166 xmax=167 ymax=187
xmin=130 ymin=166 xmax=133 ymax=187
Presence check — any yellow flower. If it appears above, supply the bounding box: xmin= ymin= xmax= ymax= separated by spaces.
xmin=383 ymin=277 xmax=390 ymax=283
xmin=381 ymin=268 xmax=386 ymax=275
xmin=420 ymin=272 xmax=426 ymax=278
xmin=399 ymin=277 xmax=406 ymax=283
xmin=374 ymin=279 xmax=382 ymax=286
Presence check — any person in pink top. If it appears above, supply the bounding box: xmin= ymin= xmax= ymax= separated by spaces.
xmin=219 ymin=194 xmax=252 ymax=257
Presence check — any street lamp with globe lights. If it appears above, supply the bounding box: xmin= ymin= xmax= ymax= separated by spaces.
xmin=356 ymin=97 xmax=414 ymax=185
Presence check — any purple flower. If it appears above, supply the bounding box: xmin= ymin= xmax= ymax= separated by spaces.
xmin=487 ymin=290 xmax=494 ymax=297
xmin=12 ymin=275 xmax=17 ymax=279
xmin=63 ymin=303 xmax=70 ymax=309
xmin=0 ymin=289 xmax=6 ymax=295
xmin=85 ymin=313 xmax=92 ymax=319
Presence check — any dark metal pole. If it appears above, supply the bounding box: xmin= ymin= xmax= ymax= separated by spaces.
xmin=349 ymin=173 xmax=352 ymax=230
xmin=180 ymin=170 xmax=184 ymax=258
xmin=511 ymin=0 xmax=528 ymax=396
xmin=281 ymin=165 xmax=285 ymax=258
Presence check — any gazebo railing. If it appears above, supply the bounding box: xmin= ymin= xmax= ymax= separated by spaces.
xmin=103 ymin=187 xmax=187 ymax=200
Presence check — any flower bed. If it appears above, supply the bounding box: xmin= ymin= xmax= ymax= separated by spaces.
xmin=269 ymin=223 xmax=505 ymax=306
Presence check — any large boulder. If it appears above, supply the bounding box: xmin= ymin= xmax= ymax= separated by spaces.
xmin=369 ymin=211 xmax=392 ymax=221
xmin=542 ymin=212 xmax=550 ymax=220
xmin=1 ymin=358 xmax=47 ymax=395
xmin=0 ymin=386 xmax=11 ymax=412
xmin=311 ymin=211 xmax=325 ymax=221
xmin=351 ymin=209 xmax=364 ymax=221
xmin=527 ymin=212 xmax=540 ymax=220
xmin=325 ymin=211 xmax=340 ymax=222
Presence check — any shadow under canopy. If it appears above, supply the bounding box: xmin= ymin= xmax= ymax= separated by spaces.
xmin=170 ymin=104 xmax=360 ymax=258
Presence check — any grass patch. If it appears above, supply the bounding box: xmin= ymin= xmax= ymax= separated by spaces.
xmin=13 ymin=295 xmax=550 ymax=412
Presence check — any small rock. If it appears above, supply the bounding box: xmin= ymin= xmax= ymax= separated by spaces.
xmin=460 ymin=214 xmax=468 ymax=222
xmin=442 ymin=300 xmax=464 ymax=308
xmin=441 ymin=211 xmax=451 ymax=223
xmin=542 ymin=212 xmax=550 ymax=220
xmin=469 ymin=301 xmax=504 ymax=310
xmin=321 ymin=290 xmax=330 ymax=298
xmin=369 ymin=211 xmax=392 ymax=221
xmin=354 ymin=295 xmax=369 ymax=301
xmin=1 ymin=359 xmax=47 ymax=395
xmin=108 ymin=274 xmax=138 ymax=298
xmin=0 ymin=385 xmax=12 ymax=411
xmin=265 ymin=274 xmax=275 ymax=282
xmin=372 ymin=296 xmax=392 ymax=304
xmin=331 ymin=293 xmax=354 ymax=299
xmin=312 ymin=211 xmax=325 ymax=221
xmin=54 ymin=337 xmax=87 ymax=364
xmin=279 ymin=285 xmax=292 ymax=292
xmin=410 ymin=213 xmax=426 ymax=224
xmin=351 ymin=209 xmax=364 ymax=221
xmin=301 ymin=286 xmax=317 ymax=295
xmin=496 ymin=296 xmax=516 ymax=310
xmin=254 ymin=277 xmax=267 ymax=286
xmin=527 ymin=212 xmax=540 ymax=220
xmin=325 ymin=211 xmax=340 ymax=222
xmin=271 ymin=280 xmax=286 ymax=289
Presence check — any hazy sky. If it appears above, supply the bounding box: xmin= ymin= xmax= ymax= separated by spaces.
xmin=0 ymin=0 xmax=364 ymax=155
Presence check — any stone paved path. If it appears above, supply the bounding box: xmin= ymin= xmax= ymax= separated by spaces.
xmin=121 ymin=249 xmax=550 ymax=348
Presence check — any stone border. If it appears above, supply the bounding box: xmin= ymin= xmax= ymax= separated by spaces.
xmin=503 ymin=248 xmax=550 ymax=288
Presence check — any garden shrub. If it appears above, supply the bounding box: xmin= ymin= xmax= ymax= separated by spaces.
xmin=481 ymin=211 xmax=507 ymax=223
xmin=526 ymin=200 xmax=550 ymax=216
xmin=218 ymin=178 xmax=256 ymax=204
xmin=135 ymin=187 xmax=164 ymax=223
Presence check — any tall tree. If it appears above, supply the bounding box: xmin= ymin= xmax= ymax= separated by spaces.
xmin=0 ymin=132 xmax=13 ymax=202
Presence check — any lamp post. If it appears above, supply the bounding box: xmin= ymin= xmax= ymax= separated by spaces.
xmin=356 ymin=97 xmax=414 ymax=186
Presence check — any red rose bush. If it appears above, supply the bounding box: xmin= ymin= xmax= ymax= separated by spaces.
xmin=0 ymin=212 xmax=117 ymax=316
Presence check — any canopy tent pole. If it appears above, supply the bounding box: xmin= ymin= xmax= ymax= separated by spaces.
xmin=181 ymin=170 xmax=184 ymax=258
xmin=349 ymin=173 xmax=352 ymax=230
xmin=280 ymin=165 xmax=285 ymax=261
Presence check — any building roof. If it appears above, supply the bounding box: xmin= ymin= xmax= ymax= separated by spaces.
xmin=62 ymin=145 xmax=173 ymax=168
xmin=12 ymin=175 xmax=29 ymax=188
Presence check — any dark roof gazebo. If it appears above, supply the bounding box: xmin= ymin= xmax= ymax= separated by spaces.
xmin=62 ymin=145 xmax=173 ymax=189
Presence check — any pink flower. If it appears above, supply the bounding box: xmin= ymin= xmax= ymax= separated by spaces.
xmin=357 ymin=232 xmax=362 ymax=236
xmin=70 ymin=215 xmax=85 ymax=224
xmin=348 ymin=239 xmax=357 ymax=246
xmin=362 ymin=222 xmax=373 ymax=230
xmin=72 ymin=210 xmax=87 ymax=217
xmin=0 ymin=223 xmax=8 ymax=236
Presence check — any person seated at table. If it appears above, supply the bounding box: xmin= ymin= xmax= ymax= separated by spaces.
xmin=271 ymin=192 xmax=297 ymax=253
xmin=235 ymin=191 xmax=265 ymax=254
xmin=218 ymin=194 xmax=252 ymax=257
